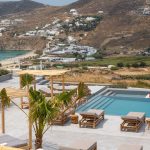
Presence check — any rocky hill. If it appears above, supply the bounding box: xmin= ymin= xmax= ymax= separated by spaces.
xmin=62 ymin=0 xmax=150 ymax=54
xmin=0 ymin=0 xmax=150 ymax=55
xmin=0 ymin=0 xmax=45 ymax=16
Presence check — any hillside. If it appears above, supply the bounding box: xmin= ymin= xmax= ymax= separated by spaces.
xmin=0 ymin=0 xmax=45 ymax=16
xmin=0 ymin=0 xmax=149 ymax=55
xmin=62 ymin=0 xmax=150 ymax=54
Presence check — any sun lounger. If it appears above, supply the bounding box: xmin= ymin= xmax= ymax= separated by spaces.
xmin=59 ymin=139 xmax=97 ymax=150
xmin=53 ymin=108 xmax=75 ymax=125
xmin=79 ymin=109 xmax=105 ymax=128
xmin=118 ymin=144 xmax=143 ymax=150
xmin=0 ymin=135 xmax=28 ymax=149
xmin=120 ymin=112 xmax=145 ymax=132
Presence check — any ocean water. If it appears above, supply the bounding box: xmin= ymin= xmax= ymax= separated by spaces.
xmin=0 ymin=50 xmax=28 ymax=61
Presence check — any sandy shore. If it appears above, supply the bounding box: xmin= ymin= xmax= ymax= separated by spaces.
xmin=0 ymin=51 xmax=37 ymax=68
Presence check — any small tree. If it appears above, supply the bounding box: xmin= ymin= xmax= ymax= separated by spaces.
xmin=0 ymin=88 xmax=10 ymax=133
xmin=29 ymin=88 xmax=60 ymax=149
xmin=20 ymin=74 xmax=34 ymax=89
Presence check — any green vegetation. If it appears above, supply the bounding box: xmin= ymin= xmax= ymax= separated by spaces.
xmin=120 ymin=74 xmax=150 ymax=80
xmin=0 ymin=69 xmax=10 ymax=76
xmin=77 ymin=56 xmax=150 ymax=67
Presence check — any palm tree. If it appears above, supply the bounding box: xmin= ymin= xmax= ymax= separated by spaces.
xmin=29 ymin=87 xmax=60 ymax=149
xmin=0 ymin=88 xmax=10 ymax=133
xmin=77 ymin=82 xmax=91 ymax=99
xmin=20 ymin=73 xmax=34 ymax=89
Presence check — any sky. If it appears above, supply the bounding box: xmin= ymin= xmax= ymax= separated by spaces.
xmin=0 ymin=0 xmax=78 ymax=6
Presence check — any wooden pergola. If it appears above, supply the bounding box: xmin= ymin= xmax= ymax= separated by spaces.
xmin=17 ymin=69 xmax=70 ymax=98
xmin=0 ymin=88 xmax=32 ymax=149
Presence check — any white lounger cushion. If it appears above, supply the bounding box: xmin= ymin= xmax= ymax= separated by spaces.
xmin=59 ymin=139 xmax=97 ymax=150
xmin=118 ymin=144 xmax=143 ymax=150
xmin=87 ymin=109 xmax=104 ymax=116
xmin=127 ymin=112 xmax=145 ymax=120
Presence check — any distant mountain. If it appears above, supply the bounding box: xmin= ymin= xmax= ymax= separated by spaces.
xmin=0 ymin=0 xmax=45 ymax=16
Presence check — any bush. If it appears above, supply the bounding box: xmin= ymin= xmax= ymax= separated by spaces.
xmin=132 ymin=63 xmax=139 ymax=68
xmin=111 ymin=66 xmax=119 ymax=71
xmin=125 ymin=63 xmax=131 ymax=68
xmin=120 ymin=74 xmax=150 ymax=80
xmin=93 ymin=50 xmax=103 ymax=59
xmin=117 ymin=62 xmax=124 ymax=68
xmin=139 ymin=61 xmax=147 ymax=67
xmin=0 ymin=69 xmax=10 ymax=76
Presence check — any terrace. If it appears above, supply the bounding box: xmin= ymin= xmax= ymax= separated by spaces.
xmin=0 ymin=74 xmax=150 ymax=149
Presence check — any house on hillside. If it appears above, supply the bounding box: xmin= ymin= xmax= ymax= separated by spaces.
xmin=143 ymin=7 xmax=150 ymax=15
xmin=70 ymin=9 xmax=79 ymax=16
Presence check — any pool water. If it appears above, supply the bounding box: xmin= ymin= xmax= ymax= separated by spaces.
xmin=77 ymin=91 xmax=150 ymax=117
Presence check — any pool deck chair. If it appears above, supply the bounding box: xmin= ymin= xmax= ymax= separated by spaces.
xmin=118 ymin=144 xmax=143 ymax=150
xmin=79 ymin=109 xmax=105 ymax=128
xmin=0 ymin=135 xmax=28 ymax=149
xmin=120 ymin=112 xmax=145 ymax=132
xmin=53 ymin=108 xmax=75 ymax=125
xmin=59 ymin=139 xmax=97 ymax=150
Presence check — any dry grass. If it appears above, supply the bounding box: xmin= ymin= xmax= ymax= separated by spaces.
xmin=53 ymin=68 xmax=150 ymax=88
xmin=114 ymin=68 xmax=150 ymax=76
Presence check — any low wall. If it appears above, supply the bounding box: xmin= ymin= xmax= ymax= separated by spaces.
xmin=0 ymin=73 xmax=12 ymax=82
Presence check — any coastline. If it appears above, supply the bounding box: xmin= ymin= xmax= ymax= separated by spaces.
xmin=0 ymin=51 xmax=37 ymax=68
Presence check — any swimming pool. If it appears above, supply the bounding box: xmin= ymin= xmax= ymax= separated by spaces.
xmin=77 ymin=88 xmax=150 ymax=117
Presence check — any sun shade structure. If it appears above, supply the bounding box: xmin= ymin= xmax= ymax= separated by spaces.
xmin=17 ymin=69 xmax=70 ymax=98
xmin=0 ymin=88 xmax=31 ymax=149
xmin=0 ymin=88 xmax=27 ymax=98
xmin=17 ymin=69 xmax=69 ymax=76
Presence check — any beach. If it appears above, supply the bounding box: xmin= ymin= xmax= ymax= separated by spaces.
xmin=0 ymin=51 xmax=37 ymax=68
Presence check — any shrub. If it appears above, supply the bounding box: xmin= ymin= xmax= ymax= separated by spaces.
xmin=111 ymin=66 xmax=119 ymax=71
xmin=0 ymin=69 xmax=10 ymax=76
xmin=125 ymin=63 xmax=131 ymax=68
xmin=139 ymin=61 xmax=147 ymax=67
xmin=132 ymin=63 xmax=139 ymax=68
xmin=117 ymin=62 xmax=124 ymax=68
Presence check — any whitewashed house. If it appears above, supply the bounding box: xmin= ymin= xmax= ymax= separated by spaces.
xmin=70 ymin=9 xmax=79 ymax=16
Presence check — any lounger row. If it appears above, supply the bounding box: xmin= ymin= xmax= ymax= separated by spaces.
xmin=79 ymin=109 xmax=146 ymax=132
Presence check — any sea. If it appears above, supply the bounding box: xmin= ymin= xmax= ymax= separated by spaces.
xmin=0 ymin=50 xmax=28 ymax=61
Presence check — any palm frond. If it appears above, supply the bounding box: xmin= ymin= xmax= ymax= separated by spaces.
xmin=0 ymin=88 xmax=10 ymax=107
xmin=20 ymin=74 xmax=34 ymax=88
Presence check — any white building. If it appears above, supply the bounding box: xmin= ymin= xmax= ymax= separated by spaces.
xmin=70 ymin=9 xmax=79 ymax=16
xmin=0 ymin=19 xmax=11 ymax=27
xmin=143 ymin=7 xmax=150 ymax=15
xmin=86 ymin=17 xmax=96 ymax=21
